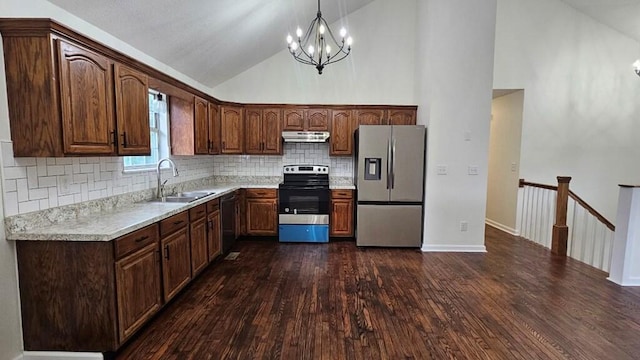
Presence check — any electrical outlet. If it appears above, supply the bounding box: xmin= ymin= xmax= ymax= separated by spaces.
xmin=460 ymin=221 xmax=468 ymax=232
xmin=436 ymin=165 xmax=447 ymax=175
xmin=468 ymin=166 xmax=479 ymax=175
xmin=511 ymin=162 xmax=517 ymax=172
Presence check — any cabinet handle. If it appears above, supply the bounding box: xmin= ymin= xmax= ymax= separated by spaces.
xmin=121 ymin=132 xmax=128 ymax=147
xmin=173 ymin=220 xmax=184 ymax=226
xmin=110 ymin=131 xmax=116 ymax=146
xmin=134 ymin=235 xmax=149 ymax=243
xmin=164 ymin=245 xmax=170 ymax=260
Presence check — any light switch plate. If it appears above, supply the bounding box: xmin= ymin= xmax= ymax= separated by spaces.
xmin=436 ymin=165 xmax=447 ymax=175
xmin=468 ymin=166 xmax=479 ymax=175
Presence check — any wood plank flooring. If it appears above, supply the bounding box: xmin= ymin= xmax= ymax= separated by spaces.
xmin=116 ymin=226 xmax=640 ymax=359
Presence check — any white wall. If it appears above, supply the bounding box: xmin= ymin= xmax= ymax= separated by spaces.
xmin=494 ymin=0 xmax=640 ymax=222
xmin=486 ymin=91 xmax=524 ymax=233
xmin=418 ymin=0 xmax=497 ymax=252
xmin=213 ymin=0 xmax=417 ymax=104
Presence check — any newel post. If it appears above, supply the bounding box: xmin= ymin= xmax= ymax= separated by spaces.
xmin=552 ymin=176 xmax=572 ymax=256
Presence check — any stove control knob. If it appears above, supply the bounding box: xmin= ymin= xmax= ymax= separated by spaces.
xmin=285 ymin=207 xmax=289 ymax=213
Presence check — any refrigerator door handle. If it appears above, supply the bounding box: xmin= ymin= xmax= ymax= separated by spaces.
xmin=391 ymin=137 xmax=396 ymax=189
xmin=386 ymin=139 xmax=392 ymax=189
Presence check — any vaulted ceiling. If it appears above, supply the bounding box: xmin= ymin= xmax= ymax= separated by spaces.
xmin=45 ymin=0 xmax=640 ymax=88
xmin=46 ymin=0 xmax=372 ymax=88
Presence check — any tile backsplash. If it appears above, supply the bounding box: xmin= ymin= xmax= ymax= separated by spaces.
xmin=1 ymin=141 xmax=353 ymax=217
xmin=213 ymin=143 xmax=353 ymax=177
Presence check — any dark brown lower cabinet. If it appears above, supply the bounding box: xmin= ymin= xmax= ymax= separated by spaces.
xmin=207 ymin=210 xmax=221 ymax=261
xmin=115 ymin=242 xmax=162 ymax=343
xmin=161 ymin=226 xmax=192 ymax=301
xmin=190 ymin=216 xmax=208 ymax=276
xmin=330 ymin=189 xmax=354 ymax=237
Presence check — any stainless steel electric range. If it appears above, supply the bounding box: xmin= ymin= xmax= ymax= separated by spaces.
xmin=278 ymin=165 xmax=330 ymax=243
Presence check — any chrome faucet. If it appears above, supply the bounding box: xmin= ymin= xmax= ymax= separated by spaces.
xmin=156 ymin=158 xmax=179 ymax=198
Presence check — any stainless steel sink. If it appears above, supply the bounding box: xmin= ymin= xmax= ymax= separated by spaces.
xmin=177 ymin=191 xmax=216 ymax=198
xmin=147 ymin=196 xmax=198 ymax=203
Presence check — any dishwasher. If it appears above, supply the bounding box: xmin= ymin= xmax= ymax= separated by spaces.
xmin=220 ymin=193 xmax=237 ymax=254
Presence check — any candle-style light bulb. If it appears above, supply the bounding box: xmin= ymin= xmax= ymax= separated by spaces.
xmin=340 ymin=28 xmax=347 ymax=38
xmin=319 ymin=24 xmax=326 ymax=34
xmin=286 ymin=34 xmax=292 ymax=44
xmin=308 ymin=45 xmax=314 ymax=55
xmin=346 ymin=36 xmax=353 ymax=46
xmin=296 ymin=28 xmax=303 ymax=38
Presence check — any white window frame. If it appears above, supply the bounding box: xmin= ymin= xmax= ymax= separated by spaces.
xmin=123 ymin=91 xmax=171 ymax=173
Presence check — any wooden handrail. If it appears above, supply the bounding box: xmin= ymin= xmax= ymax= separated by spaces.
xmin=519 ymin=179 xmax=557 ymax=191
xmin=519 ymin=177 xmax=615 ymax=257
xmin=519 ymin=178 xmax=615 ymax=232
xmin=569 ymin=191 xmax=615 ymax=231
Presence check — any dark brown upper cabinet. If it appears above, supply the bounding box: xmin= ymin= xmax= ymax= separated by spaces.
xmin=355 ymin=109 xmax=386 ymax=127
xmin=245 ymin=107 xmax=282 ymax=155
xmin=388 ymin=108 xmax=417 ymax=125
xmin=169 ymin=96 xmax=194 ymax=156
xmin=115 ymin=64 xmax=151 ymax=155
xmin=282 ymin=107 xmax=329 ymax=131
xmin=194 ymin=96 xmax=210 ymax=155
xmin=329 ymin=109 xmax=352 ymax=156
xmin=208 ymin=103 xmax=221 ymax=154
xmin=58 ymin=39 xmax=117 ymax=155
xmin=220 ymin=106 xmax=244 ymax=154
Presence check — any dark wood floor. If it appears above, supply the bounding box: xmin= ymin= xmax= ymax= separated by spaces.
xmin=116 ymin=226 xmax=640 ymax=359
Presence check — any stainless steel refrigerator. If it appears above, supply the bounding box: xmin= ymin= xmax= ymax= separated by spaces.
xmin=354 ymin=125 xmax=426 ymax=247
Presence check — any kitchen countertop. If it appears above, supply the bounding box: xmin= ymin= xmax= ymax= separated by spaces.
xmin=6 ymin=184 xmax=241 ymax=242
xmin=6 ymin=181 xmax=354 ymax=242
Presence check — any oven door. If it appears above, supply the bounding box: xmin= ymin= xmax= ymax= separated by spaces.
xmin=278 ymin=187 xmax=329 ymax=215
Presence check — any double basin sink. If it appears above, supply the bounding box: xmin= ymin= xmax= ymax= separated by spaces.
xmin=148 ymin=190 xmax=217 ymax=203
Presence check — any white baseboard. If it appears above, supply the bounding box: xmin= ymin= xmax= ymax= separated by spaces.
xmin=22 ymin=352 xmax=103 ymax=360
xmin=607 ymin=277 xmax=640 ymax=287
xmin=421 ymin=244 xmax=487 ymax=252
xmin=485 ymin=218 xmax=518 ymax=236
xmin=12 ymin=354 xmax=23 ymax=360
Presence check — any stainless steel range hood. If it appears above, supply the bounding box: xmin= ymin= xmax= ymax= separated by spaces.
xmin=282 ymin=131 xmax=330 ymax=143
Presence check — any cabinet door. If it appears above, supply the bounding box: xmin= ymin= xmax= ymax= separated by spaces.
xmin=207 ymin=210 xmax=221 ymax=261
xmin=355 ymin=109 xmax=385 ymax=127
xmin=115 ymin=64 xmax=150 ymax=155
xmin=221 ymin=106 xmax=244 ymax=154
xmin=307 ymin=109 xmax=329 ymax=131
xmin=190 ymin=217 xmax=208 ymax=276
xmin=58 ymin=39 xmax=116 ymax=155
xmin=161 ymin=227 xmax=192 ymax=301
xmin=244 ymin=107 xmax=263 ymax=154
xmin=194 ymin=96 xmax=209 ymax=155
xmin=330 ymin=198 xmax=354 ymax=237
xmin=262 ymin=108 xmax=282 ymax=154
xmin=387 ymin=108 xmax=416 ymax=125
xmin=330 ymin=109 xmax=352 ymax=156
xmin=115 ymin=243 xmax=162 ymax=343
xmin=246 ymin=198 xmax=278 ymax=235
xmin=208 ymin=103 xmax=221 ymax=154
xmin=283 ymin=109 xmax=304 ymax=131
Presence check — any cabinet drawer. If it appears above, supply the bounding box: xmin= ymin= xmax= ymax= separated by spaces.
xmin=114 ymin=224 xmax=159 ymax=260
xmin=189 ymin=204 xmax=207 ymax=220
xmin=331 ymin=189 xmax=353 ymax=199
xmin=207 ymin=198 xmax=220 ymax=213
xmin=245 ymin=188 xmax=277 ymax=199
xmin=160 ymin=211 xmax=189 ymax=237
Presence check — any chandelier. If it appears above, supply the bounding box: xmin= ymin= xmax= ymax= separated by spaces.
xmin=634 ymin=60 xmax=640 ymax=77
xmin=286 ymin=0 xmax=352 ymax=74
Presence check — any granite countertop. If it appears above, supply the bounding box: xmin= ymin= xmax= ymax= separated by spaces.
xmin=6 ymin=185 xmax=241 ymax=242
xmin=6 ymin=180 xmax=354 ymax=242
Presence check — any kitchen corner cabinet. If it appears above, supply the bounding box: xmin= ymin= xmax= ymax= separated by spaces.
xmin=189 ymin=204 xmax=209 ymax=276
xmin=330 ymin=189 xmax=354 ymax=237
xmin=221 ymin=106 xmax=245 ymax=154
xmin=160 ymin=212 xmax=192 ymax=301
xmin=245 ymin=107 xmax=282 ymax=155
xmin=329 ymin=109 xmax=353 ymax=156
xmin=245 ymin=188 xmax=278 ymax=236
xmin=207 ymin=199 xmax=221 ymax=261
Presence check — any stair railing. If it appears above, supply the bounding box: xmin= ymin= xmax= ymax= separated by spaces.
xmin=517 ymin=177 xmax=615 ymax=272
